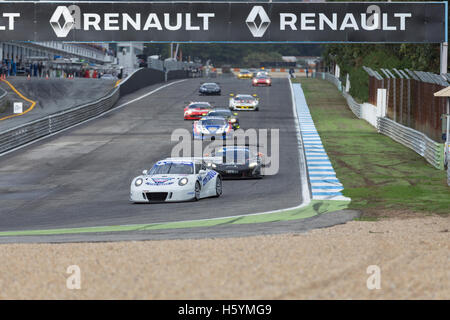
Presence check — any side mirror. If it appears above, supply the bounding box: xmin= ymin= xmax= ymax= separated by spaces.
xmin=142 ymin=170 xmax=148 ymax=175
xmin=252 ymin=94 xmax=258 ymax=97
xmin=233 ymin=113 xmax=238 ymax=116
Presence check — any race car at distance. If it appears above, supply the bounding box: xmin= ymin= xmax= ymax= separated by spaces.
xmin=249 ymin=68 xmax=259 ymax=77
xmin=199 ymin=82 xmax=221 ymax=95
xmin=207 ymin=108 xmax=240 ymax=130
xmin=204 ymin=146 xmax=264 ymax=179
xmin=130 ymin=158 xmax=222 ymax=203
xmin=237 ymin=69 xmax=253 ymax=79
xmin=193 ymin=116 xmax=233 ymax=140
xmin=184 ymin=101 xmax=213 ymax=120
xmin=256 ymin=70 xmax=270 ymax=77
xmin=252 ymin=75 xmax=272 ymax=86
xmin=229 ymin=94 xmax=259 ymax=111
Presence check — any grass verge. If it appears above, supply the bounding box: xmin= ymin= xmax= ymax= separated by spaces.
xmin=295 ymin=78 xmax=449 ymax=217
xmin=0 ymin=200 xmax=349 ymax=237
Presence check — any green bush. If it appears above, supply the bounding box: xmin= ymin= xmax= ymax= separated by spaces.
xmin=323 ymin=43 xmax=441 ymax=103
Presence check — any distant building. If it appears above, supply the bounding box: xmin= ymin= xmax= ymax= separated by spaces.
xmin=0 ymin=41 xmax=114 ymax=65
xmin=116 ymin=42 xmax=144 ymax=77
xmin=282 ymin=56 xmax=322 ymax=69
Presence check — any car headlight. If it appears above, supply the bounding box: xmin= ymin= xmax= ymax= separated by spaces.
xmin=249 ymin=162 xmax=258 ymax=168
xmin=206 ymin=163 xmax=217 ymax=168
xmin=135 ymin=178 xmax=143 ymax=187
xmin=229 ymin=118 xmax=236 ymax=123
xmin=179 ymin=177 xmax=189 ymax=186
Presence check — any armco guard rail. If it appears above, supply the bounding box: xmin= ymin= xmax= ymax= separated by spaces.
xmin=378 ymin=117 xmax=444 ymax=170
xmin=314 ymin=71 xmax=445 ymax=170
xmin=448 ymin=166 xmax=450 ymax=186
xmin=0 ymin=87 xmax=120 ymax=154
xmin=314 ymin=72 xmax=362 ymax=119
xmin=342 ymin=91 xmax=362 ymax=119
xmin=0 ymin=67 xmax=195 ymax=155
xmin=0 ymin=86 xmax=6 ymax=100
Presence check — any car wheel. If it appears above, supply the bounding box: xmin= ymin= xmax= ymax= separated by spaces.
xmin=194 ymin=181 xmax=201 ymax=201
xmin=215 ymin=176 xmax=223 ymax=197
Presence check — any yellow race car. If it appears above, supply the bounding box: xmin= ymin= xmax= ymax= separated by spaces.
xmin=237 ymin=69 xmax=253 ymax=79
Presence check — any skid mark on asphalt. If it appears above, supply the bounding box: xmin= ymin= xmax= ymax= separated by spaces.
xmin=292 ymin=83 xmax=350 ymax=201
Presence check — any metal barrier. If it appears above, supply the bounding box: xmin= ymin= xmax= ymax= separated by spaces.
xmin=0 ymin=86 xmax=6 ymax=100
xmin=378 ymin=117 xmax=444 ymax=169
xmin=448 ymin=166 xmax=450 ymax=186
xmin=315 ymin=71 xmax=445 ymax=170
xmin=0 ymin=62 xmax=198 ymax=155
xmin=0 ymin=88 xmax=120 ymax=154
xmin=342 ymin=91 xmax=362 ymax=119
xmin=315 ymin=71 xmax=362 ymax=118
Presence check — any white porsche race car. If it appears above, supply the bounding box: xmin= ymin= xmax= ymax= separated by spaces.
xmin=229 ymin=94 xmax=259 ymax=111
xmin=130 ymin=158 xmax=222 ymax=203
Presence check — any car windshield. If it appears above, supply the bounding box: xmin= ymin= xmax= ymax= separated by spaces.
xmin=209 ymin=110 xmax=231 ymax=117
xmin=257 ymin=76 xmax=269 ymax=79
xmin=235 ymin=96 xmax=255 ymax=101
xmin=189 ymin=103 xmax=210 ymax=109
xmin=201 ymin=119 xmax=226 ymax=126
xmin=203 ymin=83 xmax=218 ymax=88
xmin=149 ymin=162 xmax=194 ymax=175
xmin=214 ymin=149 xmax=250 ymax=163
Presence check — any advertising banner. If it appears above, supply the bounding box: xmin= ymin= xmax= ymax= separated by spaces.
xmin=0 ymin=1 xmax=446 ymax=42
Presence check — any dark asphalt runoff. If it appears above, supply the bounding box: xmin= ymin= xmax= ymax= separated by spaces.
xmin=0 ymin=77 xmax=306 ymax=233
xmin=0 ymin=77 xmax=115 ymax=131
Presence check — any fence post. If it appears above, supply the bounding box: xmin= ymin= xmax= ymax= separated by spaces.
xmin=407 ymin=78 xmax=411 ymax=127
xmin=377 ymin=89 xmax=387 ymax=119
xmin=345 ymin=73 xmax=350 ymax=92
xmin=393 ymin=78 xmax=397 ymax=122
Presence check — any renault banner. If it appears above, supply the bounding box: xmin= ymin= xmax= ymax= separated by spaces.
xmin=0 ymin=1 xmax=446 ymax=42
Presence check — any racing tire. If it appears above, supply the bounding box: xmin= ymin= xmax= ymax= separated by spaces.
xmin=194 ymin=181 xmax=201 ymax=201
xmin=214 ymin=176 xmax=223 ymax=197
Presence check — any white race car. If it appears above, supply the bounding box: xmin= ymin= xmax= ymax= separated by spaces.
xmin=229 ymin=94 xmax=259 ymax=111
xmin=193 ymin=116 xmax=233 ymax=140
xmin=130 ymin=158 xmax=222 ymax=203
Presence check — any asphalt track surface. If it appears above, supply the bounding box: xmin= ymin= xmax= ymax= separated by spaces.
xmin=0 ymin=77 xmax=305 ymax=233
xmin=0 ymin=77 xmax=115 ymax=131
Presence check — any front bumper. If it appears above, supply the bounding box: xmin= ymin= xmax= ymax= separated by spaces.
xmin=130 ymin=185 xmax=195 ymax=203
xmin=193 ymin=132 xmax=233 ymax=140
xmin=232 ymin=105 xmax=257 ymax=110
xmin=213 ymin=165 xmax=261 ymax=179
xmin=184 ymin=113 xmax=209 ymax=120
xmin=199 ymin=90 xmax=221 ymax=95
